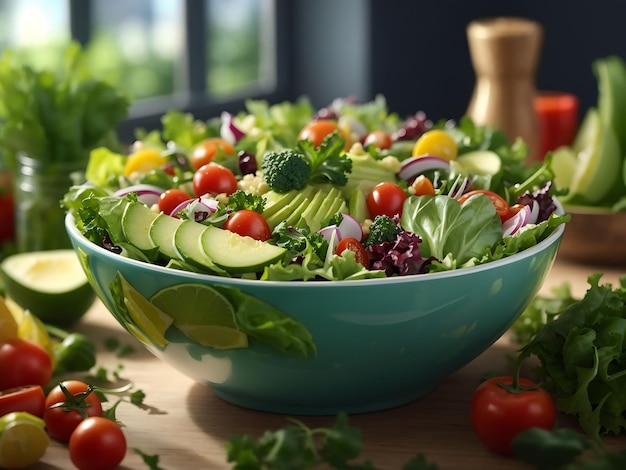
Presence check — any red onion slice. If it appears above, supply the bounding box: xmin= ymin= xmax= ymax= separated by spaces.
xmin=220 ymin=112 xmax=245 ymax=145
xmin=318 ymin=225 xmax=341 ymax=252
xmin=398 ymin=156 xmax=450 ymax=181
xmin=170 ymin=197 xmax=219 ymax=222
xmin=113 ymin=184 xmax=164 ymax=206
xmin=337 ymin=213 xmax=363 ymax=241
xmin=502 ymin=204 xmax=531 ymax=237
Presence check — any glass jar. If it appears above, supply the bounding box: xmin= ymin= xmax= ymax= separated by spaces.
xmin=14 ymin=154 xmax=85 ymax=252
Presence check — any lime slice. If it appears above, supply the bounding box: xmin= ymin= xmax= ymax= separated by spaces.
xmin=0 ymin=249 xmax=96 ymax=326
xmin=119 ymin=274 xmax=173 ymax=348
xmin=0 ymin=412 xmax=49 ymax=469
xmin=0 ymin=297 xmax=18 ymax=342
xmin=174 ymin=324 xmax=248 ymax=349
xmin=17 ymin=310 xmax=55 ymax=366
xmin=150 ymin=283 xmax=248 ymax=349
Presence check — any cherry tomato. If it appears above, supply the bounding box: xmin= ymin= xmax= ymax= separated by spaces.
xmin=44 ymin=380 xmax=103 ymax=441
xmin=222 ymin=210 xmax=272 ymax=241
xmin=412 ymin=129 xmax=458 ymax=161
xmin=363 ymin=130 xmax=393 ymax=150
xmin=158 ymin=188 xmax=192 ymax=216
xmin=336 ymin=237 xmax=369 ymax=268
xmin=0 ymin=338 xmax=52 ymax=390
xmin=410 ymin=175 xmax=435 ymax=196
xmin=190 ymin=138 xmax=236 ymax=170
xmin=298 ymin=120 xmax=343 ymax=147
xmin=0 ymin=385 xmax=46 ymax=418
xmin=470 ymin=376 xmax=556 ymax=455
xmin=458 ymin=189 xmax=511 ymax=223
xmin=69 ymin=416 xmax=127 ymax=470
xmin=366 ymin=182 xmax=407 ymax=218
xmin=192 ymin=163 xmax=238 ymax=197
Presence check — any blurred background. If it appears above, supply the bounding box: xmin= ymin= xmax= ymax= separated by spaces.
xmin=1 ymin=0 xmax=623 ymax=143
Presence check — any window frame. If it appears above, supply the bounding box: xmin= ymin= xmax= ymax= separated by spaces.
xmin=68 ymin=0 xmax=293 ymax=143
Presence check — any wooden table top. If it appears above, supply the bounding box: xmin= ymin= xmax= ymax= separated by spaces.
xmin=32 ymin=257 xmax=626 ymax=470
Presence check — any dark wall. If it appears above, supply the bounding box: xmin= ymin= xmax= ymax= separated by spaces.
xmin=290 ymin=1 xmax=626 ymax=123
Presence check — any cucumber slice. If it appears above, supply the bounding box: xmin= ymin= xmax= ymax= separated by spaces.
xmin=456 ymin=150 xmax=502 ymax=176
xmin=122 ymin=202 xmax=159 ymax=251
xmin=148 ymin=213 xmax=184 ymax=260
xmin=200 ymin=225 xmax=285 ymax=273
xmin=173 ymin=220 xmax=220 ymax=271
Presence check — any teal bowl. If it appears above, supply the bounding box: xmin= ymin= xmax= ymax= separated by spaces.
xmin=65 ymin=213 xmax=564 ymax=415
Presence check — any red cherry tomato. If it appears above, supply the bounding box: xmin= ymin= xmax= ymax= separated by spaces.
xmin=69 ymin=416 xmax=127 ymax=470
xmin=0 ymin=338 xmax=52 ymax=390
xmin=190 ymin=138 xmax=235 ymax=170
xmin=158 ymin=188 xmax=192 ymax=216
xmin=192 ymin=163 xmax=238 ymax=197
xmin=0 ymin=385 xmax=46 ymax=418
xmin=222 ymin=210 xmax=272 ymax=241
xmin=458 ymin=189 xmax=511 ymax=223
xmin=363 ymin=130 xmax=393 ymax=150
xmin=335 ymin=237 xmax=369 ymax=268
xmin=366 ymin=182 xmax=407 ymax=218
xmin=298 ymin=120 xmax=344 ymax=147
xmin=470 ymin=376 xmax=556 ymax=455
xmin=44 ymin=380 xmax=103 ymax=441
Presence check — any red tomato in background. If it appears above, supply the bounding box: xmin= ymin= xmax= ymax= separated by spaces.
xmin=298 ymin=120 xmax=344 ymax=147
xmin=158 ymin=188 xmax=192 ymax=216
xmin=222 ymin=210 xmax=272 ymax=241
xmin=190 ymin=138 xmax=236 ymax=170
xmin=363 ymin=130 xmax=393 ymax=150
xmin=366 ymin=182 xmax=407 ymax=218
xmin=44 ymin=380 xmax=103 ymax=441
xmin=470 ymin=376 xmax=556 ymax=455
xmin=0 ymin=385 xmax=46 ymax=418
xmin=192 ymin=163 xmax=238 ymax=197
xmin=0 ymin=338 xmax=52 ymax=390
xmin=458 ymin=189 xmax=511 ymax=223
xmin=335 ymin=237 xmax=369 ymax=268
xmin=0 ymin=172 xmax=15 ymax=243
xmin=69 ymin=416 xmax=127 ymax=470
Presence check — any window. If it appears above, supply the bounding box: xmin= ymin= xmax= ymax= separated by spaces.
xmin=0 ymin=0 xmax=287 ymax=142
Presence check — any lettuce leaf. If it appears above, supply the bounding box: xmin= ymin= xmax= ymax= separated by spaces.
xmin=401 ymin=194 xmax=502 ymax=265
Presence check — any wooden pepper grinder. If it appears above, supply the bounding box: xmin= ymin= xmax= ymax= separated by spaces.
xmin=466 ymin=17 xmax=543 ymax=163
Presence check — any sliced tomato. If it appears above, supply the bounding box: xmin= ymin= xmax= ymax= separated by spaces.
xmin=458 ymin=189 xmax=511 ymax=223
xmin=0 ymin=385 xmax=46 ymax=418
xmin=335 ymin=237 xmax=369 ymax=268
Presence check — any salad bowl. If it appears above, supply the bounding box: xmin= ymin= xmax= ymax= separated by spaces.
xmin=65 ymin=209 xmax=564 ymax=415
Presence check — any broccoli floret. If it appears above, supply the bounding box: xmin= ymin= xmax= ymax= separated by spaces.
xmin=365 ymin=215 xmax=401 ymax=246
xmin=262 ymin=149 xmax=311 ymax=193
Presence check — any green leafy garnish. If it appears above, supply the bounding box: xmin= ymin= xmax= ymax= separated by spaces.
xmin=297 ymin=131 xmax=353 ymax=186
xmin=225 ymin=412 xmax=439 ymax=469
xmin=516 ymin=273 xmax=626 ymax=445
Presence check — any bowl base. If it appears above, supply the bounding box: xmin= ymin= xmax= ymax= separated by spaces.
xmin=210 ymin=384 xmax=438 ymax=416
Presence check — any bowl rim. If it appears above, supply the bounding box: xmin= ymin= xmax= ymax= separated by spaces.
xmin=65 ymin=199 xmax=566 ymax=287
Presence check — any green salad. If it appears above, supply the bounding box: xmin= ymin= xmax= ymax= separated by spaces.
xmin=63 ymin=96 xmax=569 ymax=282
